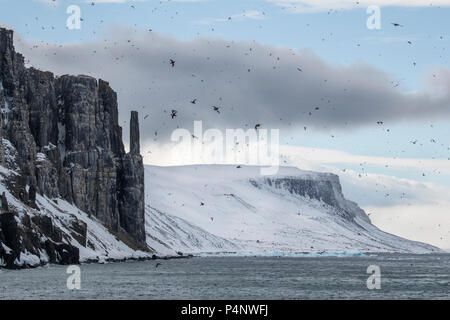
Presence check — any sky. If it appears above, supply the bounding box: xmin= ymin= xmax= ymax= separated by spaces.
xmin=0 ymin=0 xmax=449 ymax=249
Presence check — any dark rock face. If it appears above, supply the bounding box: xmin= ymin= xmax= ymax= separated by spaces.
xmin=0 ymin=192 xmax=8 ymax=210
xmin=119 ymin=111 xmax=145 ymax=243
xmin=0 ymin=212 xmax=21 ymax=268
xmin=256 ymin=173 xmax=369 ymax=222
xmin=0 ymin=28 xmax=147 ymax=252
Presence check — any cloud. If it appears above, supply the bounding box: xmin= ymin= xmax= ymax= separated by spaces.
xmin=11 ymin=25 xmax=450 ymax=148
xmin=361 ymin=36 xmax=420 ymax=44
xmin=280 ymin=145 xmax=450 ymax=175
xmin=194 ymin=10 xmax=267 ymax=25
xmin=337 ymin=171 xmax=450 ymax=249
xmin=267 ymin=0 xmax=450 ymax=13
xmin=36 ymin=0 xmax=207 ymax=4
xmin=35 ymin=0 xmax=59 ymax=5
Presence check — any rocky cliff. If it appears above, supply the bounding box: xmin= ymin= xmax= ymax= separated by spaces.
xmin=0 ymin=28 xmax=147 ymax=268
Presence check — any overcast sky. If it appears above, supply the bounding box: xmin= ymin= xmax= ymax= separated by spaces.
xmin=13 ymin=25 xmax=450 ymax=141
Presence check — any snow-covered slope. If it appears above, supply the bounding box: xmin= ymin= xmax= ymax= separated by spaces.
xmin=145 ymin=205 xmax=238 ymax=255
xmin=144 ymin=165 xmax=441 ymax=254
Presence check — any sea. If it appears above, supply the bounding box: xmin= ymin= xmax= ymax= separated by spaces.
xmin=0 ymin=254 xmax=449 ymax=299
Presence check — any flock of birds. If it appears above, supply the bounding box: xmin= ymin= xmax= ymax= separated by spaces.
xmin=12 ymin=1 xmax=450 ymax=245
xmin=18 ymin=7 xmax=449 ymax=152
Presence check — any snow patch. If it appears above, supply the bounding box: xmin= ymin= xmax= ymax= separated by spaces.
xmin=36 ymin=152 xmax=47 ymax=162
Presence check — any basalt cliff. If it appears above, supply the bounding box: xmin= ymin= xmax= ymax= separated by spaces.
xmin=0 ymin=28 xmax=147 ymax=268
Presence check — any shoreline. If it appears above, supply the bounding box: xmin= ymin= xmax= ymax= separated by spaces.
xmin=2 ymin=250 xmax=448 ymax=270
xmin=0 ymin=253 xmax=195 ymax=270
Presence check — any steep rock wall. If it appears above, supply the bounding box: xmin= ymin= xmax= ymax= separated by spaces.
xmin=0 ymin=28 xmax=146 ymax=250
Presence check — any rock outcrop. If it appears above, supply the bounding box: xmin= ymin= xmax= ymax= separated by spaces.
xmin=0 ymin=27 xmax=147 ymax=268
xmin=260 ymin=173 xmax=370 ymax=222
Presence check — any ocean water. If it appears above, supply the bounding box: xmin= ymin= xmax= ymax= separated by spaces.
xmin=0 ymin=254 xmax=449 ymax=300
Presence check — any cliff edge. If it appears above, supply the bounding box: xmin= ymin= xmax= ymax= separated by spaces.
xmin=0 ymin=28 xmax=147 ymax=268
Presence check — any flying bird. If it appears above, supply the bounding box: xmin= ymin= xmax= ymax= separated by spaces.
xmin=212 ymin=106 xmax=220 ymax=113
xmin=169 ymin=59 xmax=175 ymax=67
xmin=255 ymin=124 xmax=261 ymax=130
xmin=191 ymin=99 xmax=197 ymax=104
xmin=170 ymin=110 xmax=178 ymax=119
xmin=391 ymin=23 xmax=403 ymax=27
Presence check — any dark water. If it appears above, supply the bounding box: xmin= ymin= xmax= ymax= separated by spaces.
xmin=0 ymin=254 xmax=449 ymax=299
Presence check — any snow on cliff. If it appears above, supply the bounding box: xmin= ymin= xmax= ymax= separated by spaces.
xmin=144 ymin=165 xmax=441 ymax=254
xmin=0 ymin=165 xmax=149 ymax=268
xmin=0 ymin=163 xmax=441 ymax=269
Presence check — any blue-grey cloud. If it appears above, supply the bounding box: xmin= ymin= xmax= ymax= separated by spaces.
xmin=11 ymin=25 xmax=450 ymax=145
